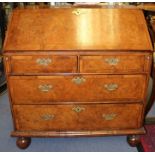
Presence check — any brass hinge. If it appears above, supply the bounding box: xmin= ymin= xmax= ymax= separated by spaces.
xmin=153 ymin=43 xmax=155 ymax=64
xmin=153 ymin=52 xmax=155 ymax=63
xmin=0 ymin=55 xmax=3 ymax=63
xmin=150 ymin=16 xmax=155 ymax=24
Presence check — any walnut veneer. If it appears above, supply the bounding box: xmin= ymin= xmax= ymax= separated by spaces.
xmin=3 ymin=8 xmax=153 ymax=149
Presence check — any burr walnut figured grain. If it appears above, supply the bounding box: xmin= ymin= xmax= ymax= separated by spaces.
xmin=9 ymin=75 xmax=146 ymax=104
xmin=80 ymin=54 xmax=151 ymax=73
xmin=13 ymin=104 xmax=142 ymax=131
xmin=3 ymin=8 xmax=152 ymax=51
xmin=10 ymin=55 xmax=77 ymax=74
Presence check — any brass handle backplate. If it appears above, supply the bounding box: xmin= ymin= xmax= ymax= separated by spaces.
xmin=104 ymin=83 xmax=118 ymax=91
xmin=36 ymin=58 xmax=52 ymax=66
xmin=41 ymin=114 xmax=55 ymax=121
xmin=72 ymin=77 xmax=86 ymax=85
xmin=102 ymin=113 xmax=117 ymax=120
xmin=104 ymin=58 xmax=119 ymax=65
xmin=38 ymin=84 xmax=53 ymax=92
xmin=72 ymin=106 xmax=85 ymax=113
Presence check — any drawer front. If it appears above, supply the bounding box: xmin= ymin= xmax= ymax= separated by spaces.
xmin=80 ymin=54 xmax=150 ymax=73
xmin=10 ymin=55 xmax=77 ymax=73
xmin=9 ymin=75 xmax=146 ymax=104
xmin=13 ymin=104 xmax=142 ymax=131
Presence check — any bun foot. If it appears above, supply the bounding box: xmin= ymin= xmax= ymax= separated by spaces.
xmin=16 ymin=137 xmax=31 ymax=149
xmin=127 ymin=135 xmax=140 ymax=147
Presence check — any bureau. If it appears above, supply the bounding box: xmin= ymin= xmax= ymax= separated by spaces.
xmin=3 ymin=7 xmax=153 ymax=149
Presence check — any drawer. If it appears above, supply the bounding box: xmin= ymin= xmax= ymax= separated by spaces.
xmin=80 ymin=54 xmax=150 ymax=73
xmin=10 ymin=55 xmax=77 ymax=73
xmin=9 ymin=75 xmax=146 ymax=104
xmin=13 ymin=104 xmax=142 ymax=131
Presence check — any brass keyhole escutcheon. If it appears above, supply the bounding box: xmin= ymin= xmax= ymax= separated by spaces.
xmin=72 ymin=106 xmax=85 ymax=113
xmin=72 ymin=9 xmax=85 ymax=16
xmin=72 ymin=77 xmax=86 ymax=85
xmin=104 ymin=58 xmax=119 ymax=65
xmin=36 ymin=58 xmax=52 ymax=66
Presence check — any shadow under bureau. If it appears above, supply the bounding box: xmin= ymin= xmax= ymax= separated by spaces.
xmin=3 ymin=7 xmax=153 ymax=149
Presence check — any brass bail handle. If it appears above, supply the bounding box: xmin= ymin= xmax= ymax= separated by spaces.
xmin=102 ymin=113 xmax=117 ymax=120
xmin=104 ymin=83 xmax=118 ymax=91
xmin=41 ymin=114 xmax=55 ymax=121
xmin=38 ymin=84 xmax=53 ymax=92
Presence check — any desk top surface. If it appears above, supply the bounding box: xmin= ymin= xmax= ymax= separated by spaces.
xmin=3 ymin=8 xmax=153 ymax=52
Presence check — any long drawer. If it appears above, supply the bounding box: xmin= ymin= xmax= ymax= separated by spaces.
xmin=9 ymin=55 xmax=77 ymax=73
xmin=13 ymin=104 xmax=143 ymax=131
xmin=9 ymin=75 xmax=146 ymax=104
xmin=80 ymin=54 xmax=151 ymax=73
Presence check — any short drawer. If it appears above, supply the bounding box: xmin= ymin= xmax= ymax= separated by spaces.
xmin=13 ymin=104 xmax=142 ymax=131
xmin=9 ymin=75 xmax=146 ymax=104
xmin=10 ymin=55 xmax=77 ymax=74
xmin=80 ymin=54 xmax=151 ymax=73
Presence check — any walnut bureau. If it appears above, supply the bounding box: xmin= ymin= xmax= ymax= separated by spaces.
xmin=3 ymin=8 xmax=153 ymax=149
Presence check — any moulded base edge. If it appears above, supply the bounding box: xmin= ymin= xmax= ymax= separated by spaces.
xmin=11 ymin=127 xmax=146 ymax=138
